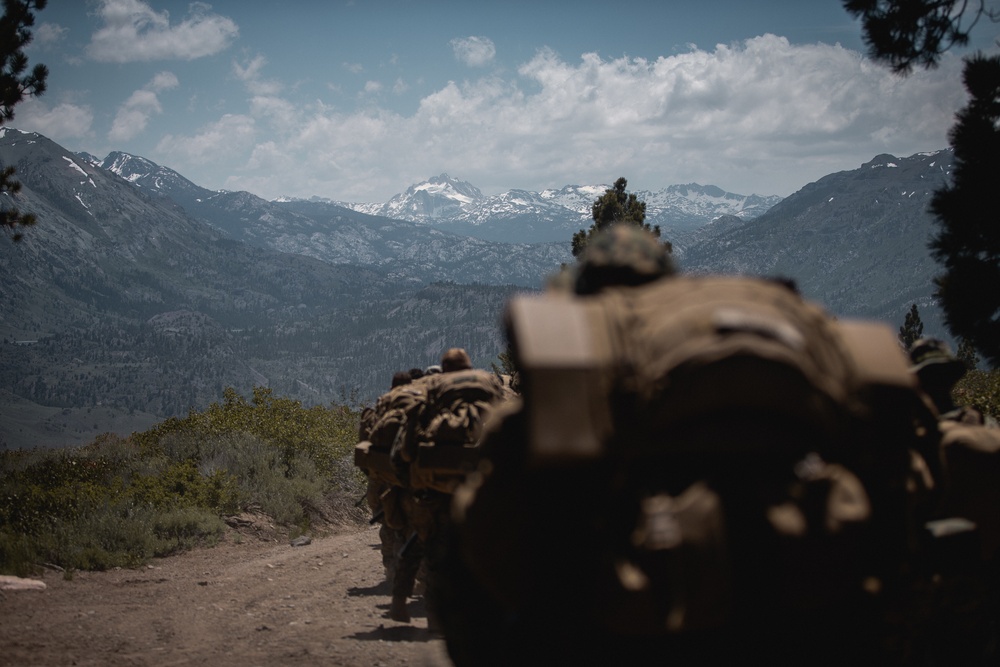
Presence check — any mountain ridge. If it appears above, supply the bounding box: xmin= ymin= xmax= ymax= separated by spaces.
xmin=0 ymin=129 xmax=519 ymax=448
xmin=683 ymin=147 xmax=953 ymax=331
xmin=96 ymin=147 xmax=782 ymax=247
xmin=92 ymin=151 xmax=570 ymax=288
xmin=320 ymin=174 xmax=783 ymax=244
xmin=1 ymin=127 xmax=955 ymax=449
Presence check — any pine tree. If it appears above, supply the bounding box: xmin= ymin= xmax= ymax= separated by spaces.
xmin=928 ymin=54 xmax=1000 ymax=367
xmin=957 ymin=337 xmax=981 ymax=371
xmin=898 ymin=303 xmax=924 ymax=348
xmin=1 ymin=0 xmax=48 ymax=241
xmin=571 ymin=177 xmax=667 ymax=258
xmin=490 ymin=346 xmax=520 ymax=393
xmin=844 ymin=0 xmax=1000 ymax=367
xmin=843 ymin=0 xmax=996 ymax=74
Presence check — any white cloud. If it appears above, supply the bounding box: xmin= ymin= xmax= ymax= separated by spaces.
xmin=87 ymin=0 xmax=238 ymax=63
xmin=156 ymin=113 xmax=256 ymax=164
xmin=11 ymin=99 xmax=94 ymax=142
xmin=109 ymin=91 xmax=160 ymax=142
xmin=108 ymin=72 xmax=179 ymax=143
xmin=248 ymin=95 xmax=296 ymax=126
xmin=35 ymin=23 xmax=68 ymax=46
xmin=165 ymin=35 xmax=966 ymax=201
xmin=150 ymin=71 xmax=180 ymax=92
xmin=451 ymin=36 xmax=496 ymax=67
xmin=343 ymin=62 xmax=364 ymax=74
xmin=233 ymin=55 xmax=282 ymax=96
xmin=233 ymin=54 xmax=267 ymax=81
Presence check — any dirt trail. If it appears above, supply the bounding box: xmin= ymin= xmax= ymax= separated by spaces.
xmin=0 ymin=524 xmax=451 ymax=666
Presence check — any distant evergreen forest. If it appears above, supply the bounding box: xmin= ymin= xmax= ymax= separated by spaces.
xmin=0 ymin=282 xmax=520 ymax=422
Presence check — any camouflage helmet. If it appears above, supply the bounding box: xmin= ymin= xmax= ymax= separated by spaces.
xmin=574 ymin=224 xmax=676 ymax=295
xmin=908 ymin=338 xmax=966 ymax=387
xmin=441 ymin=347 xmax=472 ymax=372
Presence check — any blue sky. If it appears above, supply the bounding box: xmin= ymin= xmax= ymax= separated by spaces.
xmin=11 ymin=0 xmax=999 ymax=201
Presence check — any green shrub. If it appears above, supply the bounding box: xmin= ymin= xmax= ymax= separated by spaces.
xmin=0 ymin=531 xmax=41 ymax=577
xmin=24 ymin=497 xmax=159 ymax=571
xmin=125 ymin=459 xmax=239 ymax=514
xmin=151 ymin=506 xmax=226 ymax=556
xmin=187 ymin=431 xmax=327 ymax=524
xmin=0 ymin=386 xmax=364 ymax=574
xmin=954 ymin=369 xmax=1000 ymax=420
xmin=135 ymin=386 xmax=360 ymax=478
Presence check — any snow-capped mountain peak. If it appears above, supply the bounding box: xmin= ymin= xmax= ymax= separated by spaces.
xmin=95 ymin=151 xmax=216 ymax=201
xmin=377 ymin=173 xmax=484 ymax=221
xmin=328 ymin=175 xmax=784 ymax=243
xmin=409 ymin=173 xmax=483 ymax=202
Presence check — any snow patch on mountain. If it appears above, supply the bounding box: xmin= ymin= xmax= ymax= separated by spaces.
xmin=324 ymin=175 xmax=782 ymax=244
xmin=91 ymin=148 xmax=780 ymax=246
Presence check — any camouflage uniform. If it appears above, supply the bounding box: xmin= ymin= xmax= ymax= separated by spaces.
xmin=390 ymin=353 xmax=498 ymax=630
xmin=358 ymin=405 xmax=404 ymax=581
xmin=909 ymin=338 xmax=970 ymax=412
xmin=572 ymin=223 xmax=675 ymax=295
xmin=391 ymin=488 xmax=449 ymax=625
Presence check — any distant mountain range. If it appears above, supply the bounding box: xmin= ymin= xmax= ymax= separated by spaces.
xmin=0 ymin=129 xmax=523 ymax=448
xmin=96 ymin=153 xmax=781 ymax=258
xmin=92 ymin=153 xmax=569 ymax=288
xmin=94 ymin=142 xmax=949 ymax=328
xmin=0 ymin=127 xmax=953 ymax=448
xmin=305 ymin=172 xmax=782 ymax=246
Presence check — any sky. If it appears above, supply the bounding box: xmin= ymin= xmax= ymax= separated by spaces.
xmin=10 ymin=0 xmax=1000 ymax=202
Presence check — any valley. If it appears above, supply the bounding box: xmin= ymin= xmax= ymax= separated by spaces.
xmin=0 ymin=128 xmax=954 ymax=448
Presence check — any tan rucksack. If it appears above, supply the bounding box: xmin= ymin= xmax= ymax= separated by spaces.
xmin=355 ymin=369 xmax=508 ymax=494
xmin=354 ymin=380 xmax=430 ymax=488
xmin=445 ymin=275 xmax=942 ymax=664
xmin=400 ymin=369 xmax=507 ymax=493
xmin=938 ymin=420 xmax=1000 ymax=560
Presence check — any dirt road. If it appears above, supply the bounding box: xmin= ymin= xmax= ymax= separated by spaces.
xmin=0 ymin=524 xmax=452 ymax=667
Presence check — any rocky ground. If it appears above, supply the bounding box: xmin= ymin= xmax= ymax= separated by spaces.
xmin=0 ymin=522 xmax=452 ymax=666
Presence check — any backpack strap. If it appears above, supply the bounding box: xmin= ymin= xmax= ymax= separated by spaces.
xmin=506 ymin=294 xmax=615 ymax=463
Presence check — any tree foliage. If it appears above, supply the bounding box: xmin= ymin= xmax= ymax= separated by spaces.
xmin=845 ymin=0 xmax=1000 ymax=368
xmin=957 ymin=336 xmax=981 ymax=370
xmin=490 ymin=345 xmax=520 ymax=394
xmin=571 ymin=177 xmax=665 ymax=257
xmin=1 ymin=0 xmax=48 ymax=241
xmin=843 ymin=0 xmax=998 ymax=74
xmin=928 ymin=54 xmax=1000 ymax=367
xmin=953 ymin=368 xmax=1000 ymax=420
xmin=898 ymin=303 xmax=925 ymax=348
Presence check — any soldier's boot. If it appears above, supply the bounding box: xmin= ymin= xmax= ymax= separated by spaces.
xmin=389 ymin=594 xmax=411 ymax=623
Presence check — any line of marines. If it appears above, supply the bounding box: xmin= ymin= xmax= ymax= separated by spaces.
xmin=354 ymin=347 xmax=511 ymax=630
xmin=352 ymin=224 xmax=1000 ymax=665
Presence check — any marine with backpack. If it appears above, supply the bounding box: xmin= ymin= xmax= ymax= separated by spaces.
xmin=439 ymin=271 xmax=995 ymax=665
xmin=354 ymin=355 xmax=508 ymax=625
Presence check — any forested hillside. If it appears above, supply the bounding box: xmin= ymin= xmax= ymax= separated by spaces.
xmin=0 ymin=131 xmax=524 ymax=449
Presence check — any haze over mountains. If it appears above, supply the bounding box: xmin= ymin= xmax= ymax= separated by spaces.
xmin=319 ymin=173 xmax=782 ymax=246
xmin=0 ymin=127 xmax=952 ymax=448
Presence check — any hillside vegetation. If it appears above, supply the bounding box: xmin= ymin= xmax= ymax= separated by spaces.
xmin=954 ymin=369 xmax=1000 ymax=420
xmin=3 ymin=368 xmax=998 ymax=579
xmin=0 ymin=387 xmax=364 ymax=577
